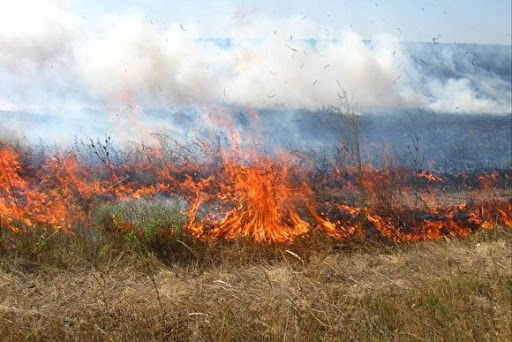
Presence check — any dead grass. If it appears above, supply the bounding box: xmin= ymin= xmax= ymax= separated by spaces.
xmin=0 ymin=226 xmax=510 ymax=341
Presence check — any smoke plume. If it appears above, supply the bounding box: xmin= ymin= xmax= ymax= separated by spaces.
xmin=0 ymin=1 xmax=510 ymax=144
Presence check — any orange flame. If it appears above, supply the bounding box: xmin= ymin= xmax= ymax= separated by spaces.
xmin=1 ymin=119 xmax=510 ymax=244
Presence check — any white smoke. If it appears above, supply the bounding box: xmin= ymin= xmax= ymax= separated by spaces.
xmin=75 ymin=11 xmax=404 ymax=110
xmin=0 ymin=0 xmax=510 ymax=127
xmin=0 ymin=0 xmax=81 ymax=71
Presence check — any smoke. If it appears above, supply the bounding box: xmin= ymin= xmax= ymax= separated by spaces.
xmin=398 ymin=43 xmax=511 ymax=113
xmin=73 ymin=9 xmax=511 ymax=114
xmin=0 ymin=0 xmax=80 ymax=72
xmin=0 ymin=1 xmax=510 ymax=143
xmin=74 ymin=12 xmax=404 ymax=109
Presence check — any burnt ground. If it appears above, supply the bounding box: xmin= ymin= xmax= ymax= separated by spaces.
xmin=252 ymin=110 xmax=512 ymax=173
xmin=3 ymin=109 xmax=511 ymax=174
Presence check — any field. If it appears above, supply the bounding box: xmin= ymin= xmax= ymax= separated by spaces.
xmin=1 ymin=111 xmax=511 ymax=341
xmin=1 ymin=0 xmax=511 ymax=339
xmin=0 ymin=225 xmax=510 ymax=341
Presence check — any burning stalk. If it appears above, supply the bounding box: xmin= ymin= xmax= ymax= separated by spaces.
xmin=0 ymin=147 xmax=25 ymax=232
xmin=0 ymin=152 xmax=21 ymax=211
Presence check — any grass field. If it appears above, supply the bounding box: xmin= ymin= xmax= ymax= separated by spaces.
xmin=1 ymin=129 xmax=511 ymax=341
xmin=1 ymin=225 xmax=510 ymax=341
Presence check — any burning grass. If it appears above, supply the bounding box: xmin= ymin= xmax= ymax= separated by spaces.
xmin=0 ymin=116 xmax=511 ymax=340
xmin=0 ymin=136 xmax=510 ymax=245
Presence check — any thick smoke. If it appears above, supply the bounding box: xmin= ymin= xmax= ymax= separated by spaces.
xmin=80 ymin=24 xmax=403 ymax=109
xmin=0 ymin=0 xmax=80 ymax=72
xmin=398 ymin=43 xmax=511 ymax=113
xmin=0 ymin=0 xmax=81 ymax=118
xmin=0 ymin=1 xmax=510 ymax=146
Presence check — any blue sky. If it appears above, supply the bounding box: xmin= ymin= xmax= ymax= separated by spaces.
xmin=68 ymin=0 xmax=511 ymax=44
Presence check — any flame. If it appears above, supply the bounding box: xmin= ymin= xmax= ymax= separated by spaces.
xmin=185 ymin=157 xmax=313 ymax=242
xmin=0 ymin=147 xmax=27 ymax=231
xmin=0 ymin=117 xmax=511 ymax=244
xmin=417 ymin=170 xmax=444 ymax=182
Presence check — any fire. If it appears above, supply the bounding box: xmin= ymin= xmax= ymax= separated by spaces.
xmin=0 ymin=115 xmax=511 ymax=244
xmin=185 ymin=156 xmax=313 ymax=243
xmin=417 ymin=170 xmax=444 ymax=182
xmin=0 ymin=147 xmax=27 ymax=231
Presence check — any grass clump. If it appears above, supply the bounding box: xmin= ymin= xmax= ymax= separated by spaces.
xmin=94 ymin=197 xmax=186 ymax=243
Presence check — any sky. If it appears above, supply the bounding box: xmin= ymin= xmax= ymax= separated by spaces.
xmin=68 ymin=0 xmax=512 ymax=44
xmin=0 ymin=0 xmax=511 ymax=143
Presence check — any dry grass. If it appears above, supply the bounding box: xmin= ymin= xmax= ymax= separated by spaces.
xmin=0 ymin=226 xmax=510 ymax=341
